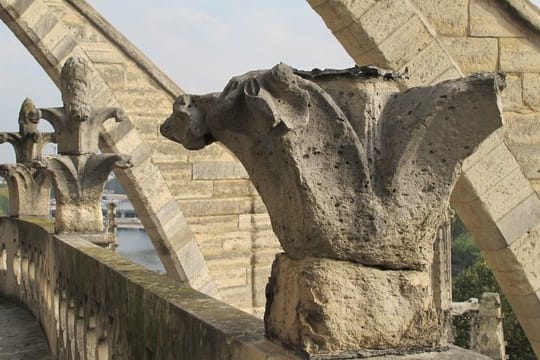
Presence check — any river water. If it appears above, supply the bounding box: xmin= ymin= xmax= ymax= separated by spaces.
xmin=117 ymin=229 xmax=165 ymax=273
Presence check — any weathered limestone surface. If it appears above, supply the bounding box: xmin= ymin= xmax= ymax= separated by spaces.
xmin=0 ymin=98 xmax=56 ymax=163
xmin=37 ymin=153 xmax=131 ymax=233
xmin=0 ymin=163 xmax=51 ymax=216
xmin=265 ymin=255 xmax=437 ymax=353
xmin=307 ymin=0 xmax=540 ymax=355
xmin=162 ymin=65 xmax=503 ymax=269
xmin=473 ymin=293 xmax=506 ymax=360
xmin=31 ymin=56 xmax=134 ymax=234
xmin=161 ymin=64 xmax=504 ymax=354
xmin=0 ymin=0 xmax=273 ymax=305
xmin=39 ymin=57 xmax=127 ymax=155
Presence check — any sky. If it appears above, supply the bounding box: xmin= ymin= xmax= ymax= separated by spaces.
xmin=0 ymin=1 xmax=352 ymax=163
xmin=0 ymin=1 xmax=539 ymax=163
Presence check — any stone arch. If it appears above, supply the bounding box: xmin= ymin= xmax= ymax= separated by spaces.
xmin=306 ymin=0 xmax=540 ymax=354
xmin=0 ymin=0 xmax=222 ymax=297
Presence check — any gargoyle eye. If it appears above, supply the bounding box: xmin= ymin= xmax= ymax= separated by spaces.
xmin=174 ymin=95 xmax=190 ymax=112
xmin=176 ymin=94 xmax=189 ymax=106
xmin=244 ymin=78 xmax=261 ymax=97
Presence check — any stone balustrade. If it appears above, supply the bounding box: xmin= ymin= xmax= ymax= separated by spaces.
xmin=0 ymin=217 xmax=297 ymax=359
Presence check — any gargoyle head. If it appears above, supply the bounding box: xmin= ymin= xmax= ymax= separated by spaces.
xmin=160 ymin=64 xmax=311 ymax=149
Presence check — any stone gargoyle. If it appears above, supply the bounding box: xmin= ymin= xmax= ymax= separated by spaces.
xmin=161 ymin=64 xmax=504 ymax=271
xmin=38 ymin=56 xmax=127 ymax=155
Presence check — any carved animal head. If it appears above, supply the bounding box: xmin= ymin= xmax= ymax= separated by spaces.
xmin=60 ymin=57 xmax=91 ymax=122
xmin=160 ymin=64 xmax=311 ymax=149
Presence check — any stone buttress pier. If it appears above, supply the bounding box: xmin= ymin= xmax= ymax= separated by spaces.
xmin=161 ymin=64 xmax=504 ymax=356
xmin=0 ymin=98 xmax=55 ymax=217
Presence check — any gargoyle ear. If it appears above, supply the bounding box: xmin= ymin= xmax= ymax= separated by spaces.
xmin=267 ymin=64 xmax=310 ymax=130
xmin=244 ymin=78 xmax=261 ymax=97
xmin=242 ymin=78 xmax=280 ymax=135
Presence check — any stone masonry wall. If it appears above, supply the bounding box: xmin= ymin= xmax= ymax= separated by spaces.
xmin=0 ymin=0 xmax=281 ymax=315
xmin=306 ymin=0 xmax=540 ymax=355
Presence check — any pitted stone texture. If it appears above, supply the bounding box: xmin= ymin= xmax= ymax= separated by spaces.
xmin=264 ymin=254 xmax=440 ymax=354
xmin=39 ymin=57 xmax=127 ymax=155
xmin=37 ymin=153 xmax=131 ymax=233
xmin=161 ymin=64 xmax=504 ymax=270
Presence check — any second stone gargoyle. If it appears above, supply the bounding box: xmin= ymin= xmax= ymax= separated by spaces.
xmin=161 ymin=64 xmax=504 ymax=271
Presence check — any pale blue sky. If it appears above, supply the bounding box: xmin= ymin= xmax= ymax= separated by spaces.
xmin=0 ymin=1 xmax=352 ymax=162
xmin=0 ymin=1 xmax=539 ymax=163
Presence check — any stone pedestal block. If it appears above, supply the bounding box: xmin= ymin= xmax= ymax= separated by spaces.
xmin=264 ymin=254 xmax=441 ymax=355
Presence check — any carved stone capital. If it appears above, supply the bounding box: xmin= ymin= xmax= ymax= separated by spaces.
xmin=0 ymin=163 xmax=51 ymax=217
xmin=37 ymin=153 xmax=132 ymax=233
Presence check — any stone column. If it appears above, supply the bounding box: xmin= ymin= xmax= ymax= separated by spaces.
xmin=160 ymin=64 xmax=504 ymax=355
xmin=473 ymin=293 xmax=506 ymax=360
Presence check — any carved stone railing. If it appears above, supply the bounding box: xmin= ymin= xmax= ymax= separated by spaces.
xmin=0 ymin=217 xmax=297 ymax=359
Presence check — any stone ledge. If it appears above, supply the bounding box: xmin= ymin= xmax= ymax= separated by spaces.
xmin=309 ymin=345 xmax=491 ymax=359
xmin=0 ymin=217 xmax=299 ymax=359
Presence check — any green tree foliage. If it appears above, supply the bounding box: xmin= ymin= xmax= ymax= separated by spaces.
xmin=452 ymin=216 xmax=535 ymax=360
xmin=0 ymin=195 xmax=8 ymax=215
xmin=0 ymin=184 xmax=8 ymax=215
